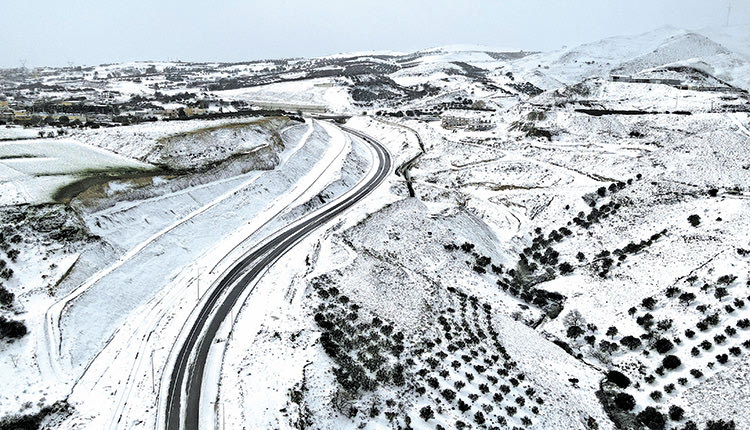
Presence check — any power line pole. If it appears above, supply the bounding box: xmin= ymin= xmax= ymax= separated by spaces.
xmin=151 ymin=351 xmax=155 ymax=393
xmin=727 ymin=2 xmax=732 ymax=26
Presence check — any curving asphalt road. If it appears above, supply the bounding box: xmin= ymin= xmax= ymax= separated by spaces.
xmin=164 ymin=124 xmax=392 ymax=430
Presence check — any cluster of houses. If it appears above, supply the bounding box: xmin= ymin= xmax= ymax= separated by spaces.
xmin=610 ymin=75 xmax=748 ymax=94
xmin=0 ymin=98 xmax=211 ymax=126
xmin=0 ymin=94 xmax=328 ymax=128
xmin=0 ymin=100 xmax=32 ymax=123
xmin=441 ymin=111 xmax=495 ymax=131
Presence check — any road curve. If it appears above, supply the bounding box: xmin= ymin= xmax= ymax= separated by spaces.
xmin=163 ymin=124 xmax=392 ymax=430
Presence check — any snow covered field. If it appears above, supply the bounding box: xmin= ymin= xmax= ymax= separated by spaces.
xmin=215 ymin=78 xmax=354 ymax=113
xmin=0 ymin=139 xmax=153 ymax=205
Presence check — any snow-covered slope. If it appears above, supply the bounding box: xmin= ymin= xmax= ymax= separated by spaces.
xmin=698 ymin=24 xmax=750 ymax=60
xmin=508 ymin=26 xmax=750 ymax=91
xmin=509 ymin=27 xmax=687 ymax=88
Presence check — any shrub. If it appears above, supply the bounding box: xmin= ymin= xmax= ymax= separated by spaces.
xmin=685 ymin=329 xmax=695 ymax=338
xmin=419 ymin=405 xmax=434 ymax=421
xmin=669 ymin=405 xmax=685 ymax=421
xmin=0 ymin=268 xmax=12 ymax=281
xmin=716 ymin=354 xmax=729 ymax=364
xmin=654 ymin=338 xmax=674 ymax=354
xmin=657 ymin=319 xmax=673 ymax=332
xmin=705 ymin=420 xmax=736 ymax=430
xmin=457 ymin=399 xmax=470 ymax=413
xmin=717 ymin=275 xmax=737 ymax=285
xmin=663 ymin=355 xmax=682 ymax=370
xmin=559 ymin=262 xmax=574 ymax=274
xmin=614 ymin=392 xmax=636 ymax=411
xmin=476 ymin=255 xmax=491 ymax=267
xmin=690 ymin=369 xmax=703 ymax=378
xmin=679 ymin=293 xmax=696 ymax=305
xmin=6 ymin=249 xmax=19 ymax=262
xmin=426 ymin=377 xmax=439 ymax=389
xmin=714 ymin=287 xmax=729 ymax=300
xmin=638 ymin=406 xmax=666 ymax=430
xmin=650 ymin=391 xmax=663 ymax=401
xmin=687 ymin=214 xmax=701 ymax=227
xmin=620 ymin=335 xmax=642 ymax=350
xmin=637 ymin=313 xmax=655 ymax=330
xmin=606 ymin=326 xmax=618 ymax=338
xmin=0 ymin=285 xmax=13 ymax=307
xmin=473 ymin=411 xmax=485 ymax=425
xmin=567 ymin=325 xmax=585 ymax=339
xmin=0 ymin=316 xmax=27 ymax=341
xmin=606 ymin=370 xmax=631 ymax=388
xmin=642 ymin=297 xmax=657 ymax=310
xmin=441 ymin=389 xmax=456 ymax=402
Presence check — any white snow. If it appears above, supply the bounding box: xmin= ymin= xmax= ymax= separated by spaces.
xmin=0 ymin=139 xmax=153 ymax=205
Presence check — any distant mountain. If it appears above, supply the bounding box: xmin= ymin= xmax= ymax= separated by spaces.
xmin=505 ymin=26 xmax=750 ymax=91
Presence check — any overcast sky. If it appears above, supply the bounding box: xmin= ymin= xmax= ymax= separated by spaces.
xmin=1 ymin=0 xmax=747 ymax=68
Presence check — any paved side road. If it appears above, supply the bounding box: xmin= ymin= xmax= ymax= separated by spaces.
xmin=164 ymin=124 xmax=393 ymax=430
